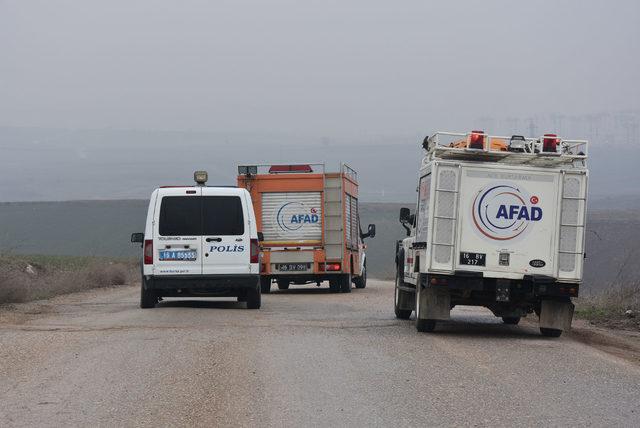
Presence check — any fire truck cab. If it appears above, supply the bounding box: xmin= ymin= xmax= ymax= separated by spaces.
xmin=238 ymin=164 xmax=375 ymax=293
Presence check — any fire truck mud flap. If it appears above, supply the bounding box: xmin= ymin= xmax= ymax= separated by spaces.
xmin=417 ymin=284 xmax=451 ymax=321
xmin=539 ymin=300 xmax=575 ymax=332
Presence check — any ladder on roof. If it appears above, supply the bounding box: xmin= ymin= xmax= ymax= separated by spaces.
xmin=323 ymin=172 xmax=344 ymax=263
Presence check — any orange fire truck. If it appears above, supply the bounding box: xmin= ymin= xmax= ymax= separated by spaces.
xmin=237 ymin=164 xmax=375 ymax=293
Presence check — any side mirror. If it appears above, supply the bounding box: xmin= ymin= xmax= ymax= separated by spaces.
xmin=362 ymin=224 xmax=376 ymax=239
xmin=399 ymin=208 xmax=413 ymax=236
xmin=131 ymin=232 xmax=144 ymax=243
xmin=257 ymin=232 xmax=264 ymax=242
xmin=399 ymin=207 xmax=411 ymax=223
xmin=367 ymin=224 xmax=376 ymax=239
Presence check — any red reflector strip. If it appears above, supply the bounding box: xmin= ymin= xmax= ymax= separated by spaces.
xmin=268 ymin=164 xmax=313 ymax=173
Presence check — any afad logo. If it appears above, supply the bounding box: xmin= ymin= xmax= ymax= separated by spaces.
xmin=472 ymin=183 xmax=543 ymax=241
xmin=276 ymin=202 xmax=320 ymax=232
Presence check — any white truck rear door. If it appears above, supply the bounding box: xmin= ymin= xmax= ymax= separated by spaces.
xmin=455 ymin=166 xmax=560 ymax=278
xmin=153 ymin=188 xmax=203 ymax=276
xmin=201 ymin=189 xmax=251 ymax=275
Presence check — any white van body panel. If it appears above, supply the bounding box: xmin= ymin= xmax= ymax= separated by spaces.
xmin=142 ymin=186 xmax=258 ymax=278
xmin=414 ymin=160 xmax=587 ymax=284
xmin=200 ymin=187 xmax=255 ymax=276
xmin=152 ymin=187 xmax=203 ymax=277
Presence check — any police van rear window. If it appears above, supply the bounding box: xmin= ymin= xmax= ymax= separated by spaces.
xmin=159 ymin=196 xmax=201 ymax=236
xmin=159 ymin=196 xmax=244 ymax=236
xmin=202 ymin=196 xmax=244 ymax=236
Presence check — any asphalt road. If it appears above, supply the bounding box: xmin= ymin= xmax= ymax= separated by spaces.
xmin=1 ymin=280 xmax=640 ymax=427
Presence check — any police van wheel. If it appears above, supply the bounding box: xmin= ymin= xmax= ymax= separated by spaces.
xmin=246 ymin=285 xmax=261 ymax=310
xmin=340 ymin=274 xmax=352 ymax=293
xmin=260 ymin=276 xmax=271 ymax=294
xmin=140 ymin=280 xmax=157 ymax=309
xmin=277 ymin=280 xmax=290 ymax=290
xmin=354 ymin=265 xmax=367 ymax=289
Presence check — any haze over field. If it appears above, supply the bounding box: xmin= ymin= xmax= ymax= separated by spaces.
xmin=1 ymin=1 xmax=639 ymax=204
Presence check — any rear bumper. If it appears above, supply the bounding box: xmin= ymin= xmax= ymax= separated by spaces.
xmin=262 ymin=272 xmax=346 ymax=284
xmin=145 ymin=274 xmax=259 ymax=297
xmin=428 ymin=272 xmax=579 ymax=299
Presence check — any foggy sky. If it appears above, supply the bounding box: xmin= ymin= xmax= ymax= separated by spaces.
xmin=2 ymin=0 xmax=639 ymax=137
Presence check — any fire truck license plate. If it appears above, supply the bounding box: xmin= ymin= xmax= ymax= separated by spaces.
xmin=460 ymin=252 xmax=486 ymax=266
xmin=277 ymin=263 xmax=309 ymax=272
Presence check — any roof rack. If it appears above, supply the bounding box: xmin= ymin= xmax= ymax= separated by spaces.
xmin=424 ymin=131 xmax=588 ymax=167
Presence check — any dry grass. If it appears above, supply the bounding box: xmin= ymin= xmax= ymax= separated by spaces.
xmin=575 ymin=282 xmax=640 ymax=330
xmin=0 ymin=254 xmax=138 ymax=304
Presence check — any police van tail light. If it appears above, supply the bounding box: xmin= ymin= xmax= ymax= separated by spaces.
xmin=144 ymin=240 xmax=153 ymax=265
xmin=250 ymin=239 xmax=260 ymax=263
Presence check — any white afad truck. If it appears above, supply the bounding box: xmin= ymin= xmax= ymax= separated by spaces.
xmin=395 ymin=131 xmax=588 ymax=337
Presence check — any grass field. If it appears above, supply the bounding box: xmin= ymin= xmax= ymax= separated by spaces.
xmin=0 ymin=253 xmax=137 ymax=304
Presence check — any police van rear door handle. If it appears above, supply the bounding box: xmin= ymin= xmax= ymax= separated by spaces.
xmin=206 ymin=237 xmax=222 ymax=242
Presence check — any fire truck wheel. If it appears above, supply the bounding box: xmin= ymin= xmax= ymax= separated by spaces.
xmin=502 ymin=317 xmax=521 ymax=325
xmin=140 ymin=279 xmax=158 ymax=309
xmin=340 ymin=274 xmax=352 ymax=293
xmin=416 ymin=318 xmax=436 ymax=332
xmin=260 ymin=276 xmax=272 ymax=294
xmin=246 ymin=285 xmax=261 ymax=310
xmin=277 ymin=280 xmax=290 ymax=290
xmin=354 ymin=265 xmax=367 ymax=289
xmin=329 ymin=279 xmax=340 ymax=293
xmin=540 ymin=327 xmax=563 ymax=338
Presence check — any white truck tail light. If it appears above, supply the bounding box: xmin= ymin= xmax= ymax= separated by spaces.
xmin=144 ymin=240 xmax=153 ymax=265
xmin=250 ymin=239 xmax=259 ymax=264
xmin=558 ymin=173 xmax=587 ymax=279
xmin=543 ymin=133 xmax=559 ymax=153
xmin=469 ymin=130 xmax=485 ymax=150
xmin=431 ymin=166 xmax=459 ymax=269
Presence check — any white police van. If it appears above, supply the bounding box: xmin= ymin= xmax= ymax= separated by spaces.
xmin=131 ymin=171 xmax=261 ymax=309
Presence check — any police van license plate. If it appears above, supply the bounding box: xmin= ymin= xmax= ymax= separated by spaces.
xmin=459 ymin=252 xmax=486 ymax=266
xmin=159 ymin=250 xmax=197 ymax=261
xmin=277 ymin=263 xmax=309 ymax=272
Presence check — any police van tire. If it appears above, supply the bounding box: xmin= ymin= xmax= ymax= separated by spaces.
xmin=277 ymin=280 xmax=290 ymax=290
xmin=340 ymin=274 xmax=352 ymax=293
xmin=502 ymin=317 xmax=521 ymax=325
xmin=246 ymin=285 xmax=261 ymax=310
xmin=260 ymin=276 xmax=271 ymax=294
xmin=140 ymin=280 xmax=157 ymax=309
xmin=540 ymin=327 xmax=563 ymax=338
xmin=354 ymin=265 xmax=367 ymax=289
xmin=416 ymin=318 xmax=436 ymax=332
